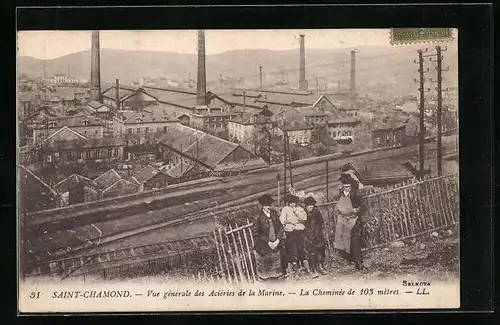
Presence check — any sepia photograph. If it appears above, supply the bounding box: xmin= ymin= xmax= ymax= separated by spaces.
xmin=17 ymin=28 xmax=460 ymax=312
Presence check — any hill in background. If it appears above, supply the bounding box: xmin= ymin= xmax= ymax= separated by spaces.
xmin=18 ymin=45 xmax=458 ymax=100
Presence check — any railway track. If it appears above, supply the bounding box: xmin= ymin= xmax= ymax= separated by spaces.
xmin=24 ymin=142 xmax=455 ymax=277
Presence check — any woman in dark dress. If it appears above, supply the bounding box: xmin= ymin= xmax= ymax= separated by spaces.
xmin=304 ymin=196 xmax=328 ymax=275
xmin=252 ymin=194 xmax=286 ymax=280
xmin=334 ymin=173 xmax=366 ymax=270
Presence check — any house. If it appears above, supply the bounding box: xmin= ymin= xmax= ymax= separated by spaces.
xmin=227 ymin=110 xmax=273 ymax=144
xmin=370 ymin=117 xmax=409 ymax=149
xmin=101 ymin=178 xmax=140 ymax=199
xmin=327 ymin=116 xmax=360 ymax=145
xmin=130 ymin=165 xmax=161 ymax=192
xmin=32 ymin=113 xmax=106 ymax=144
xmin=158 ymin=124 xmax=268 ymax=175
xmin=189 ymin=105 xmax=241 ymax=133
xmin=52 ymin=174 xmax=99 ymax=206
xmin=295 ymin=106 xmax=330 ymax=125
xmin=92 ymin=169 xmax=139 ymax=199
xmin=113 ymin=110 xmax=180 ymax=139
xmin=279 ymin=121 xmax=314 ymax=147
xmin=38 ymin=127 xmax=125 ymax=164
xmin=93 ymin=169 xmax=123 ymax=190
xmin=142 ymin=170 xmax=174 ymax=191
xmin=19 ymin=165 xmax=58 ymax=213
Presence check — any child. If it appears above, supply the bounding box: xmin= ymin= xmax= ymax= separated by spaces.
xmin=280 ymin=193 xmax=318 ymax=278
xmin=303 ymin=196 xmax=328 ymax=275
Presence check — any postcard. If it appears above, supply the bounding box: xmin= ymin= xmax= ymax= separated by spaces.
xmin=17 ymin=28 xmax=459 ymax=312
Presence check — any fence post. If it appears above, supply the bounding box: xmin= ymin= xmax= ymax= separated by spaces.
xmin=218 ymin=227 xmax=232 ymax=284
xmin=228 ymin=224 xmax=245 ymax=283
xmin=242 ymin=225 xmax=256 ymax=283
xmin=213 ymin=229 xmax=226 ymax=281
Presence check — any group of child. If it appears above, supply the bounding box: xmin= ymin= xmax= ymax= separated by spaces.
xmin=278 ymin=193 xmax=327 ymax=279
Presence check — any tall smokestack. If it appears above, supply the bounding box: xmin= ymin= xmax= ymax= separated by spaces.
xmin=90 ymin=30 xmax=101 ymax=102
xmin=350 ymin=49 xmax=357 ymax=101
xmin=298 ymin=34 xmax=307 ymax=91
xmin=196 ymin=30 xmax=207 ymax=106
xmin=259 ymin=66 xmax=263 ymax=88
xmin=115 ymin=79 xmax=120 ymax=110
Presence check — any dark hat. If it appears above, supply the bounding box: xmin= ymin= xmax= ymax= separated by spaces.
xmin=303 ymin=196 xmax=317 ymax=206
xmin=258 ymin=194 xmax=275 ymax=206
xmin=339 ymin=173 xmax=357 ymax=185
xmin=284 ymin=193 xmax=299 ymax=203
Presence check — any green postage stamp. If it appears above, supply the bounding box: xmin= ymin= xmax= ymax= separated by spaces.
xmin=391 ymin=28 xmax=454 ymax=45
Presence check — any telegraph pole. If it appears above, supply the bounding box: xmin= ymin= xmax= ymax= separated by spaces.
xmin=435 ymin=45 xmax=446 ymax=176
xmin=417 ymin=49 xmax=426 ymax=176
xmin=283 ymin=125 xmax=287 ymax=195
xmin=426 ymin=45 xmax=449 ymax=176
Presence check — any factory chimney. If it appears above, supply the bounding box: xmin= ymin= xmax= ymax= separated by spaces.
xmin=90 ymin=30 xmax=102 ymax=102
xmin=259 ymin=66 xmax=263 ymax=89
xmin=350 ymin=49 xmax=358 ymax=102
xmin=196 ymin=30 xmax=207 ymax=106
xmin=298 ymin=34 xmax=307 ymax=91
xmin=115 ymin=79 xmax=120 ymax=110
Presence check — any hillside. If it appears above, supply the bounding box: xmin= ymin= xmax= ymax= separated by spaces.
xmin=18 ymin=45 xmax=458 ymax=100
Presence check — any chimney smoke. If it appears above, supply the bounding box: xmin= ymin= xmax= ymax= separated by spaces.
xmin=299 ymin=34 xmax=307 ymax=91
xmin=90 ymin=31 xmax=101 ymax=102
xmin=196 ymin=30 xmax=207 ymax=106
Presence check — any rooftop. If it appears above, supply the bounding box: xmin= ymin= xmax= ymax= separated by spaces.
xmin=53 ymin=174 xmax=98 ymax=193
xmin=370 ymin=117 xmax=409 ymax=131
xmin=344 ymin=158 xmax=414 ymax=183
xmin=93 ymin=169 xmax=123 ymax=190
xmin=132 ymin=165 xmax=160 ymax=184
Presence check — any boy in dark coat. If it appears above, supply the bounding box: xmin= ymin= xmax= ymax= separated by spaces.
xmin=304 ymin=196 xmax=328 ymax=275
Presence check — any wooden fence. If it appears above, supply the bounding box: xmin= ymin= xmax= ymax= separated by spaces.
xmin=212 ymin=221 xmax=256 ymax=284
xmin=213 ymin=173 xmax=459 ymax=284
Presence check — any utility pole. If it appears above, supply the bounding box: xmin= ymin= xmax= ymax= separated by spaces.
xmin=414 ymin=49 xmax=430 ymax=178
xmin=283 ymin=125 xmax=287 ymax=195
xmin=422 ymin=45 xmax=449 ymax=177
xmin=418 ymin=49 xmax=425 ymax=175
xmin=433 ymin=45 xmax=449 ymax=176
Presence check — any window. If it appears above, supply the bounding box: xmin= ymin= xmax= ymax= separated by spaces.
xmin=86 ymin=150 xmax=91 ymax=159
xmin=108 ymin=148 xmax=113 ymax=157
xmin=96 ymin=149 xmax=101 ymax=158
xmin=145 ymin=127 xmax=149 ymax=134
xmin=137 ymin=128 xmax=141 ymax=134
xmin=128 ymin=128 xmax=132 ymax=134
xmin=66 ymin=152 xmax=72 ymax=161
xmin=376 ymin=137 xmax=381 ymax=146
xmin=164 ymin=126 xmax=168 ymax=133
xmin=49 ymin=122 xmax=56 ymax=127
xmin=113 ymin=148 xmax=119 ymax=157
xmin=83 ymin=120 xmax=89 ymax=126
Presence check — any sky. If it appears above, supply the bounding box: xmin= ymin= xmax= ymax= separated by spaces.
xmin=17 ymin=29 xmax=397 ymax=60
